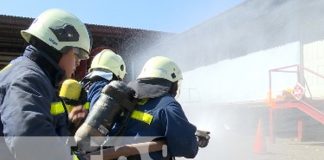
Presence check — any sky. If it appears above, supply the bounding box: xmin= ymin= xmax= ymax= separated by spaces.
xmin=0 ymin=0 xmax=243 ymax=33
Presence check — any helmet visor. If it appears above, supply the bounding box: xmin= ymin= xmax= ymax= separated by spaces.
xmin=73 ymin=48 xmax=89 ymax=60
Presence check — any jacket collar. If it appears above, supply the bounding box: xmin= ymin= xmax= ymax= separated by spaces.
xmin=128 ymin=78 xmax=172 ymax=99
xmin=23 ymin=45 xmax=65 ymax=88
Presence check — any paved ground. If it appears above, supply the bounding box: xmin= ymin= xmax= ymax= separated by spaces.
xmin=180 ymin=132 xmax=324 ymax=160
xmin=252 ymin=139 xmax=324 ymax=160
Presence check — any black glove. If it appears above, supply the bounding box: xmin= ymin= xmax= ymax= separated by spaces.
xmin=195 ymin=130 xmax=210 ymax=148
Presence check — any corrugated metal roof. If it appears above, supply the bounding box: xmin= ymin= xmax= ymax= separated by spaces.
xmin=0 ymin=14 xmax=171 ymax=76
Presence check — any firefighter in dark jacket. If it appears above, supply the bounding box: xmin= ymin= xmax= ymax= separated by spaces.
xmin=111 ymin=56 xmax=199 ymax=159
xmin=0 ymin=9 xmax=91 ymax=160
xmin=81 ymin=49 xmax=126 ymax=110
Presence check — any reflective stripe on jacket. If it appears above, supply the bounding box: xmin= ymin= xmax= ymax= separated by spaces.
xmin=111 ymin=94 xmax=198 ymax=159
xmin=51 ymin=101 xmax=90 ymax=115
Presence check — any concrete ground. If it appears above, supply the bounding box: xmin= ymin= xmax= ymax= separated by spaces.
xmin=252 ymin=139 xmax=324 ymax=160
xmin=183 ymin=133 xmax=324 ymax=160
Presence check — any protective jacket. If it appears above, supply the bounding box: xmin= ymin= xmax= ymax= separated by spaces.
xmin=0 ymin=45 xmax=72 ymax=160
xmin=87 ymin=80 xmax=110 ymax=110
xmin=83 ymin=71 xmax=114 ymax=110
xmin=110 ymin=80 xmax=198 ymax=159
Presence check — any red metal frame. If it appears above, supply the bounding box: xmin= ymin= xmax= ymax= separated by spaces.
xmin=268 ymin=64 xmax=324 ymax=143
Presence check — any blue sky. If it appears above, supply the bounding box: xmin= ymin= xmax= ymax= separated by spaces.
xmin=0 ymin=0 xmax=243 ymax=33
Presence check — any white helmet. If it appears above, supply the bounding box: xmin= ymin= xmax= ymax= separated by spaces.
xmin=21 ymin=9 xmax=91 ymax=60
xmin=89 ymin=49 xmax=126 ymax=80
xmin=137 ymin=56 xmax=182 ymax=82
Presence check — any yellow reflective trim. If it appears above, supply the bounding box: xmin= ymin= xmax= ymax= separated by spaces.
xmin=50 ymin=102 xmax=73 ymax=115
xmin=51 ymin=102 xmax=89 ymax=115
xmin=131 ymin=110 xmax=153 ymax=125
xmin=137 ymin=98 xmax=149 ymax=105
xmin=50 ymin=102 xmax=65 ymax=115
xmin=83 ymin=102 xmax=90 ymax=110
xmin=0 ymin=64 xmax=12 ymax=72
xmin=66 ymin=105 xmax=73 ymax=113
xmin=72 ymin=154 xmax=80 ymax=160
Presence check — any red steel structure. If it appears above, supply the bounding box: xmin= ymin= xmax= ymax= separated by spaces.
xmin=268 ymin=64 xmax=324 ymax=142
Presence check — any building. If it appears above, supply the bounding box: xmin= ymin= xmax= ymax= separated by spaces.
xmin=0 ymin=15 xmax=171 ymax=80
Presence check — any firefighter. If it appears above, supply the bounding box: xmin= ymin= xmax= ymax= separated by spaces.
xmin=73 ymin=49 xmax=127 ymax=155
xmin=81 ymin=49 xmax=126 ymax=109
xmin=110 ymin=56 xmax=199 ymax=159
xmin=0 ymin=9 xmax=91 ymax=160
